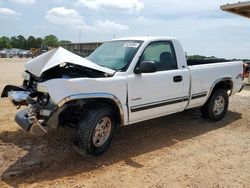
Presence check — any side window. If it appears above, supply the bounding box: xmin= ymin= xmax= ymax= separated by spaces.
xmin=140 ymin=41 xmax=178 ymax=71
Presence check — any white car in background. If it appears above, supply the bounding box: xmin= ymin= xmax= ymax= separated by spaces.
xmin=0 ymin=50 xmax=7 ymax=58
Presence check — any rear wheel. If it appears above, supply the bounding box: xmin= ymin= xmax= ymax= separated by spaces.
xmin=74 ymin=106 xmax=116 ymax=156
xmin=201 ymin=89 xmax=229 ymax=121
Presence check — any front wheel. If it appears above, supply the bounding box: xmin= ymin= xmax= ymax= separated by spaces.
xmin=74 ymin=106 xmax=116 ymax=156
xmin=201 ymin=89 xmax=229 ymax=121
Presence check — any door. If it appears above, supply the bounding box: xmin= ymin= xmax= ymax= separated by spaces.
xmin=127 ymin=41 xmax=187 ymax=124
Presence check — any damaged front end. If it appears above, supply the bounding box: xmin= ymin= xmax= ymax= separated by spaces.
xmin=1 ymin=47 xmax=116 ymax=135
xmin=1 ymin=67 xmax=52 ymax=134
xmin=16 ymin=91 xmax=57 ymax=135
xmin=2 ymin=82 xmax=57 ymax=135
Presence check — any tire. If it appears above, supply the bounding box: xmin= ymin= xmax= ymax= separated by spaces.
xmin=73 ymin=106 xmax=116 ymax=156
xmin=201 ymin=89 xmax=229 ymax=121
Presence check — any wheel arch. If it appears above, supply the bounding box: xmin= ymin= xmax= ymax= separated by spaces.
xmin=202 ymin=77 xmax=233 ymax=106
xmin=57 ymin=93 xmax=125 ymax=126
xmin=209 ymin=77 xmax=233 ymax=97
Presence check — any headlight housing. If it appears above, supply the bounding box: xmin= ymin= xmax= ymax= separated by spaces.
xmin=27 ymin=92 xmax=50 ymax=106
xmin=39 ymin=93 xmax=50 ymax=106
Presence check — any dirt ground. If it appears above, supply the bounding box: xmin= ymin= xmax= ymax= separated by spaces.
xmin=0 ymin=58 xmax=250 ymax=188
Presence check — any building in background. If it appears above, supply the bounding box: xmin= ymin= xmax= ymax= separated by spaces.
xmin=221 ymin=1 xmax=250 ymax=18
xmin=61 ymin=42 xmax=102 ymax=57
xmin=221 ymin=1 xmax=250 ymax=85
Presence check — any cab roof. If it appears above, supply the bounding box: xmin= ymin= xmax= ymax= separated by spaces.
xmin=110 ymin=36 xmax=176 ymax=42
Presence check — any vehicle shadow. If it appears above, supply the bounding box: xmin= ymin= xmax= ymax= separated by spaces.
xmin=0 ymin=109 xmax=242 ymax=186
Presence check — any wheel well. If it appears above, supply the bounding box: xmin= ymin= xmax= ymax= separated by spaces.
xmin=212 ymin=80 xmax=233 ymax=94
xmin=59 ymin=98 xmax=123 ymax=128
xmin=92 ymin=98 xmax=123 ymax=126
xmin=202 ymin=79 xmax=232 ymax=111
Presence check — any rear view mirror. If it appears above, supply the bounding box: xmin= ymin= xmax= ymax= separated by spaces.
xmin=135 ymin=61 xmax=156 ymax=74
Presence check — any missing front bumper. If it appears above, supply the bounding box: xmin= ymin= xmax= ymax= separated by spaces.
xmin=15 ymin=109 xmax=47 ymax=135
xmin=2 ymin=85 xmax=55 ymax=135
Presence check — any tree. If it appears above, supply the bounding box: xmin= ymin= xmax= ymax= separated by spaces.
xmin=60 ymin=40 xmax=72 ymax=45
xmin=188 ymin=55 xmax=207 ymax=60
xmin=27 ymin=36 xmax=36 ymax=49
xmin=0 ymin=35 xmax=71 ymax=50
xmin=43 ymin=35 xmax=59 ymax=47
xmin=16 ymin=35 xmax=26 ymax=49
xmin=0 ymin=36 xmax=12 ymax=49
xmin=35 ymin=37 xmax=43 ymax=48
xmin=10 ymin=36 xmax=19 ymax=48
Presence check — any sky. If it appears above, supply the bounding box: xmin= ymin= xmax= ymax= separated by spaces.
xmin=0 ymin=0 xmax=250 ymax=59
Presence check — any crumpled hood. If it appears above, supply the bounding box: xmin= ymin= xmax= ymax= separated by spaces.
xmin=25 ymin=47 xmax=115 ymax=77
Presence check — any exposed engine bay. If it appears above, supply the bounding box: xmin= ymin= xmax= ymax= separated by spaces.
xmin=40 ymin=63 xmax=110 ymax=80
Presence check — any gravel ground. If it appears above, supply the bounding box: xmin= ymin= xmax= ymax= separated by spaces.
xmin=0 ymin=58 xmax=250 ymax=188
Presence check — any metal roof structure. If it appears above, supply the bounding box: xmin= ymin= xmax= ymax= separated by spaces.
xmin=221 ymin=1 xmax=250 ymax=18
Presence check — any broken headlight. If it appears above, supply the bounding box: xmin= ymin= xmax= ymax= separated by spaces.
xmin=39 ymin=93 xmax=50 ymax=106
xmin=27 ymin=92 xmax=50 ymax=106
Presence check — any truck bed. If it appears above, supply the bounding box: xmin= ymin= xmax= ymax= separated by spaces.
xmin=185 ymin=61 xmax=243 ymax=109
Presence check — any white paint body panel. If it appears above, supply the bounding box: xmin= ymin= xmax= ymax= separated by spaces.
xmin=33 ymin=37 xmax=243 ymax=125
xmin=127 ymin=70 xmax=185 ymax=124
xmin=186 ymin=61 xmax=243 ymax=109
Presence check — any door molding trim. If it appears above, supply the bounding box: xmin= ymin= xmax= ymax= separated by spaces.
xmin=130 ymin=96 xmax=188 ymax=112
xmin=130 ymin=91 xmax=207 ymax=113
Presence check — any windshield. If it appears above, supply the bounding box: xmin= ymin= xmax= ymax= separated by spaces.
xmin=87 ymin=40 xmax=143 ymax=71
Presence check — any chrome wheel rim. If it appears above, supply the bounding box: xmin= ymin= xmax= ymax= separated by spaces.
xmin=213 ymin=96 xmax=225 ymax=115
xmin=92 ymin=117 xmax=112 ymax=147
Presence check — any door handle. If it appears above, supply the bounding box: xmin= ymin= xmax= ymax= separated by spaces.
xmin=173 ymin=75 xmax=182 ymax=82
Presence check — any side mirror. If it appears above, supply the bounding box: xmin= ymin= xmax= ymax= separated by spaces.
xmin=135 ymin=61 xmax=156 ymax=74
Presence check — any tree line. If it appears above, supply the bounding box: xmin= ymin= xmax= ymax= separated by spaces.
xmin=0 ymin=35 xmax=72 ymax=50
xmin=188 ymin=54 xmax=249 ymax=62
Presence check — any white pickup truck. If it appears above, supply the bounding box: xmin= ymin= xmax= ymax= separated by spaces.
xmin=1 ymin=36 xmax=244 ymax=156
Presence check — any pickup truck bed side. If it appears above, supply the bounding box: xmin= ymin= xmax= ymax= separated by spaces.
xmin=187 ymin=61 xmax=243 ymax=108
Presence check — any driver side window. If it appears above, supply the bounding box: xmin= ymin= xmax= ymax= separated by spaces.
xmin=140 ymin=41 xmax=177 ymax=71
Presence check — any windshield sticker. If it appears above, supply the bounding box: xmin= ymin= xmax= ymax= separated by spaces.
xmin=123 ymin=43 xmax=140 ymax=48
